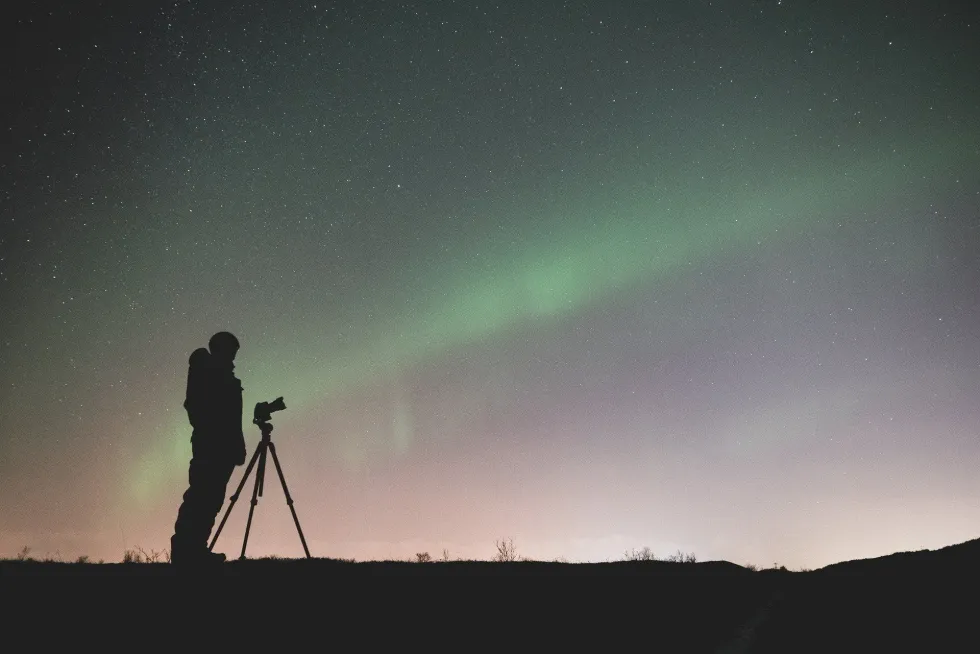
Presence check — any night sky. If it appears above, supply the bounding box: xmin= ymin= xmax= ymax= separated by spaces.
xmin=2 ymin=0 xmax=978 ymax=568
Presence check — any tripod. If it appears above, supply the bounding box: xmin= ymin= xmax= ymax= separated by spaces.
xmin=209 ymin=419 xmax=311 ymax=559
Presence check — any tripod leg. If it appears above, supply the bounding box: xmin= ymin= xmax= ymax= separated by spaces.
xmin=240 ymin=443 xmax=267 ymax=560
xmin=257 ymin=444 xmax=266 ymax=497
xmin=267 ymin=442 xmax=312 ymax=558
xmin=210 ymin=444 xmax=262 ymax=551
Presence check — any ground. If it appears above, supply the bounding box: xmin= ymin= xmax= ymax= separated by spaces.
xmin=3 ymin=538 xmax=977 ymax=653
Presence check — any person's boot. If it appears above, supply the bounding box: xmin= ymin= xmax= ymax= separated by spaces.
xmin=172 ymin=549 xmax=226 ymax=568
xmin=205 ymin=550 xmax=227 ymax=564
xmin=170 ymin=535 xmax=223 ymax=566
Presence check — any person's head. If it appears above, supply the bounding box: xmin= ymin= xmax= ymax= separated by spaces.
xmin=208 ymin=331 xmax=240 ymax=365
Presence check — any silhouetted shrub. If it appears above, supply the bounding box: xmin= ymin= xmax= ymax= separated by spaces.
xmin=664 ymin=549 xmax=697 ymax=563
xmin=122 ymin=546 xmax=166 ymax=563
xmin=624 ymin=546 xmax=657 ymax=561
xmin=494 ymin=538 xmax=518 ymax=562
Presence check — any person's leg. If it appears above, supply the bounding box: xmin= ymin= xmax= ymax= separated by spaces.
xmin=199 ymin=461 xmax=236 ymax=551
xmin=171 ymin=456 xmax=215 ymax=562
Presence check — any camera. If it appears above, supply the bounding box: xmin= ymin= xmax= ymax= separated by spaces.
xmin=254 ymin=396 xmax=286 ymax=424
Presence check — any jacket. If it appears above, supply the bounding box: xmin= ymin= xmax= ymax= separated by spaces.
xmin=184 ymin=348 xmax=247 ymax=465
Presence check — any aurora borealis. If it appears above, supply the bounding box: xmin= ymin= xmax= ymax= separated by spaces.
xmin=2 ymin=1 xmax=978 ymax=567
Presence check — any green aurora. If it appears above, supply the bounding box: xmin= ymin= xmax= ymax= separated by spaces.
xmin=126 ymin=126 xmax=975 ymax=507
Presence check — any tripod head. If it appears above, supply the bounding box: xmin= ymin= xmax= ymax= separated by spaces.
xmin=256 ymin=421 xmax=274 ymax=440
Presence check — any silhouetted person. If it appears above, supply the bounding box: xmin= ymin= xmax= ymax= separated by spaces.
xmin=170 ymin=331 xmax=247 ymax=565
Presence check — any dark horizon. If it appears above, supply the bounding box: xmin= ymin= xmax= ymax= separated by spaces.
xmin=2 ymin=0 xmax=978 ymax=569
